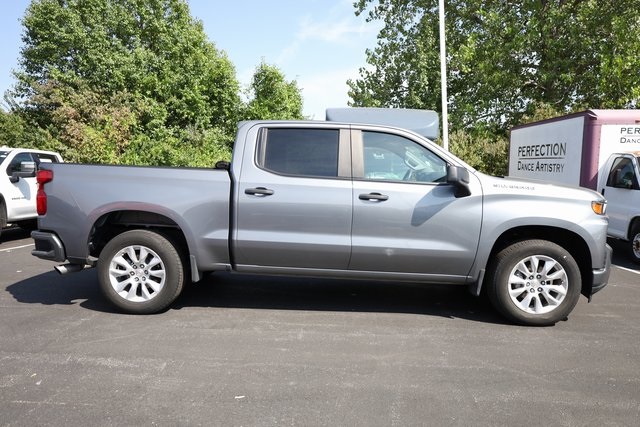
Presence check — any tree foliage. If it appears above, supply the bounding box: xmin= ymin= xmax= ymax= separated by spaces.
xmin=17 ymin=0 xmax=241 ymax=133
xmin=245 ymin=62 xmax=305 ymax=121
xmin=447 ymin=130 xmax=508 ymax=177
xmin=3 ymin=0 xmax=304 ymax=166
xmin=349 ymin=0 xmax=640 ymax=170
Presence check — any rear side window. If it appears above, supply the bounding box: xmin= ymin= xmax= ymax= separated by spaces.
xmin=33 ymin=153 xmax=60 ymax=164
xmin=257 ymin=128 xmax=339 ymax=177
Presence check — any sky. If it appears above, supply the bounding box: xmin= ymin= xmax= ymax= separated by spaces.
xmin=0 ymin=0 xmax=382 ymax=119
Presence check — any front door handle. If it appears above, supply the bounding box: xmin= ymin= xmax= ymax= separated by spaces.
xmin=245 ymin=187 xmax=274 ymax=196
xmin=359 ymin=192 xmax=389 ymax=201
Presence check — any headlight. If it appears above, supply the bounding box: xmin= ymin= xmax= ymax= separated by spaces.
xmin=591 ymin=200 xmax=607 ymax=215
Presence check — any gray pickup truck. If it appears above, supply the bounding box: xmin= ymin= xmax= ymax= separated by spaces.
xmin=31 ymin=116 xmax=611 ymax=325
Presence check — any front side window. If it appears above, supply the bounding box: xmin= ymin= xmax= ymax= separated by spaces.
xmin=361 ymin=131 xmax=447 ymax=183
xmin=257 ymin=128 xmax=339 ymax=178
xmin=606 ymin=157 xmax=639 ymax=189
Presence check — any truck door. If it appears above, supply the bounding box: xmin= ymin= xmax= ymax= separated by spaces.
xmin=3 ymin=152 xmax=37 ymax=221
xmin=349 ymin=129 xmax=482 ymax=280
xmin=601 ymin=155 xmax=640 ymax=239
xmin=234 ymin=126 xmax=353 ymax=270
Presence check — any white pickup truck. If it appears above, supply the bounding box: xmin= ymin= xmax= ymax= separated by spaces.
xmin=0 ymin=147 xmax=63 ymax=238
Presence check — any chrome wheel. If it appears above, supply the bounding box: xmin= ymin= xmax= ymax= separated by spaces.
xmin=632 ymin=232 xmax=640 ymax=261
xmin=108 ymin=244 xmax=166 ymax=303
xmin=507 ymin=254 xmax=568 ymax=315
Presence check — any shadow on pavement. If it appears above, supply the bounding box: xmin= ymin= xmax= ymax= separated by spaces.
xmin=8 ymin=237 xmax=634 ymax=324
xmin=175 ymin=272 xmax=508 ymax=325
xmin=6 ymin=268 xmax=117 ymax=313
xmin=0 ymin=226 xmax=31 ymax=245
xmin=7 ymin=268 xmax=507 ymax=324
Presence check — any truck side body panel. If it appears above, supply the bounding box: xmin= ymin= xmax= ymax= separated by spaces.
xmin=39 ymin=164 xmax=232 ymax=269
xmin=232 ymin=122 xmax=353 ymax=270
xmin=231 ymin=121 xmax=484 ymax=283
xmin=476 ymin=174 xmax=610 ymax=270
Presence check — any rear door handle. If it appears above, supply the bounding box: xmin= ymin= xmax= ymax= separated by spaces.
xmin=245 ymin=187 xmax=274 ymax=196
xmin=359 ymin=192 xmax=389 ymax=201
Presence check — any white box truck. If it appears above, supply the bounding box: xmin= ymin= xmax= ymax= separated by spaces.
xmin=509 ymin=110 xmax=640 ymax=264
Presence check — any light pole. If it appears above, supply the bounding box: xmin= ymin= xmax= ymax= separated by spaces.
xmin=438 ymin=0 xmax=449 ymax=150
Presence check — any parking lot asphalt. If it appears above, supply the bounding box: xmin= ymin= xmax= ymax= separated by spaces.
xmin=1 ymin=226 xmax=639 ymax=426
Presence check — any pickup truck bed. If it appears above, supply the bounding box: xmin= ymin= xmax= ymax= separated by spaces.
xmin=33 ymin=164 xmax=231 ymax=277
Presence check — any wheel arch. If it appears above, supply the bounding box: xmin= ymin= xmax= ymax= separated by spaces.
xmin=627 ymin=217 xmax=640 ymax=264
xmin=88 ymin=210 xmax=191 ymax=272
xmin=479 ymin=225 xmax=592 ymax=298
xmin=626 ymin=216 xmax=640 ymax=240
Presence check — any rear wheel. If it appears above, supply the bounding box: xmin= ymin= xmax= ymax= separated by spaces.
xmin=486 ymin=240 xmax=581 ymax=326
xmin=629 ymin=223 xmax=640 ymax=265
xmin=97 ymin=229 xmax=185 ymax=314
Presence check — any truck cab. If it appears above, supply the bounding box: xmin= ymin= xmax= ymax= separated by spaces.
xmin=598 ymin=152 xmax=640 ymax=263
xmin=0 ymin=147 xmax=63 ymax=237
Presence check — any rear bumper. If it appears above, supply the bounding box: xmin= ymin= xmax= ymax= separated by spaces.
xmin=591 ymin=243 xmax=612 ymax=297
xmin=31 ymin=230 xmax=66 ymax=262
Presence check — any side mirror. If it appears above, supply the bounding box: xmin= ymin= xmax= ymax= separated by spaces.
xmin=9 ymin=161 xmax=37 ymax=183
xmin=215 ymin=160 xmax=230 ymax=170
xmin=446 ymin=164 xmax=471 ymax=198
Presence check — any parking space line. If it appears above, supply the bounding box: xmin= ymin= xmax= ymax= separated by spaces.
xmin=0 ymin=243 xmax=35 ymax=253
xmin=614 ymin=265 xmax=640 ymax=275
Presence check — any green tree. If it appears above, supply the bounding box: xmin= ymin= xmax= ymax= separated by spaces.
xmin=245 ymin=62 xmax=305 ymax=120
xmin=448 ymin=130 xmax=508 ymax=177
xmin=350 ymin=1 xmax=640 ymax=135
xmin=10 ymin=0 xmax=241 ymax=165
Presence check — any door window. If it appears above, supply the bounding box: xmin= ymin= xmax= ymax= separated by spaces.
xmin=257 ymin=128 xmax=339 ymax=178
xmin=606 ymin=157 xmax=639 ymax=190
xmin=361 ymin=131 xmax=447 ymax=183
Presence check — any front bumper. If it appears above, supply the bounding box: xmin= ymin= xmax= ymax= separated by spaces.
xmin=31 ymin=230 xmax=66 ymax=262
xmin=590 ymin=243 xmax=612 ymax=297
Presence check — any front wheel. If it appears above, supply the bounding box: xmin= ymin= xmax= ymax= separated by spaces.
xmin=97 ymin=229 xmax=185 ymax=314
xmin=486 ymin=240 xmax=582 ymax=326
xmin=628 ymin=223 xmax=640 ymax=265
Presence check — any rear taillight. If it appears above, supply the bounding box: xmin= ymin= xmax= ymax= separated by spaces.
xmin=36 ymin=169 xmax=53 ymax=215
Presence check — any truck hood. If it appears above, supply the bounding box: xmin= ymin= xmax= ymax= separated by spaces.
xmin=477 ymin=172 xmax=605 ymax=202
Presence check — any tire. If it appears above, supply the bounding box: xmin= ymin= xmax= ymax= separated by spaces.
xmin=486 ymin=240 xmax=582 ymax=326
xmin=97 ymin=229 xmax=185 ymax=314
xmin=0 ymin=200 xmax=6 ymax=240
xmin=629 ymin=223 xmax=640 ymax=265
xmin=17 ymin=219 xmax=38 ymax=231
